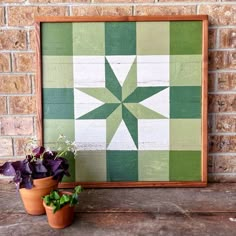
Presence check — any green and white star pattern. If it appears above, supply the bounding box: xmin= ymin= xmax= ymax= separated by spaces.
xmin=42 ymin=21 xmax=203 ymax=183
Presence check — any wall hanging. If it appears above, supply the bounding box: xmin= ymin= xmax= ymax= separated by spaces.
xmin=36 ymin=15 xmax=208 ymax=187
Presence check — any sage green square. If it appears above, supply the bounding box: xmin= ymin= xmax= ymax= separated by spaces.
xmin=73 ymin=22 xmax=105 ymax=55
xmin=138 ymin=151 xmax=169 ymax=181
xmin=75 ymin=151 xmax=106 ymax=182
xmin=170 ymin=119 xmax=201 ymax=151
xmin=42 ymin=56 xmax=73 ymax=88
xmin=43 ymin=119 xmax=75 ymax=146
xmin=170 ymin=55 xmax=202 ymax=86
xmin=43 ymin=88 xmax=74 ymax=119
xmin=170 ymin=151 xmax=201 ymax=181
xmin=42 ymin=23 xmax=72 ymax=56
xmin=170 ymin=21 xmax=202 ymax=55
xmin=105 ymin=22 xmax=136 ymax=55
xmin=137 ymin=22 xmax=169 ymax=55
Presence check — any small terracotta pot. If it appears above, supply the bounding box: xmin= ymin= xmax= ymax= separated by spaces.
xmin=19 ymin=176 xmax=58 ymax=215
xmin=43 ymin=191 xmax=75 ymax=229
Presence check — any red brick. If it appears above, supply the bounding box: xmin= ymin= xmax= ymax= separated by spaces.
xmin=135 ymin=5 xmax=196 ymax=16
xmin=212 ymin=155 xmax=236 ymax=173
xmin=208 ymin=114 xmax=215 ymax=133
xmin=30 ymin=74 xmax=36 ymax=94
xmin=0 ymin=97 xmax=7 ymax=114
xmin=0 ymin=30 xmax=27 ymax=50
xmin=14 ymin=138 xmax=29 ymax=156
xmin=0 ymin=53 xmax=11 ymax=72
xmin=72 ymin=6 xmax=132 ymax=16
xmin=0 ymin=117 xmax=33 ymax=136
xmin=209 ymin=29 xmax=217 ymax=49
xmin=29 ymin=0 xmax=89 ymax=2
xmin=0 ymin=75 xmax=31 ymax=94
xmin=209 ymin=135 xmax=236 ymax=153
xmin=93 ymin=0 xmax=153 ymax=2
xmin=217 ymin=73 xmax=236 ymax=91
xmin=208 ymin=51 xmax=236 ymax=70
xmin=12 ymin=53 xmax=36 ymax=72
xmin=219 ymin=28 xmax=236 ymax=49
xmin=160 ymin=0 xmax=216 ymax=1
xmin=9 ymin=96 xmax=36 ymax=114
xmin=215 ymin=115 xmax=236 ymax=133
xmin=208 ymin=73 xmax=216 ymax=92
xmin=208 ymin=94 xmax=236 ymax=113
xmin=208 ymin=155 xmax=213 ymax=173
xmin=0 ymin=0 xmax=26 ymax=2
xmin=0 ymin=7 xmax=4 ymax=26
xmin=8 ymin=6 xmax=68 ymax=26
xmin=199 ymin=5 xmax=236 ymax=26
xmin=0 ymin=138 xmax=13 ymax=157
xmin=29 ymin=30 xmax=36 ymax=51
xmin=208 ymin=174 xmax=236 ymax=183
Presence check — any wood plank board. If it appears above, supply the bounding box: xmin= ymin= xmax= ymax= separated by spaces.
xmin=0 ymin=182 xmax=236 ymax=236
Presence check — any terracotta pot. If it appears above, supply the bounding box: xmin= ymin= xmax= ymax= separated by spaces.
xmin=43 ymin=191 xmax=75 ymax=229
xmin=19 ymin=176 xmax=58 ymax=215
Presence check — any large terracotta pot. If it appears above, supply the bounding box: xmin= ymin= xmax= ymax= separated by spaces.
xmin=19 ymin=176 xmax=58 ymax=215
xmin=43 ymin=191 xmax=75 ymax=229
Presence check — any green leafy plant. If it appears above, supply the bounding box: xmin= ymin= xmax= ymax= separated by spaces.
xmin=42 ymin=186 xmax=83 ymax=213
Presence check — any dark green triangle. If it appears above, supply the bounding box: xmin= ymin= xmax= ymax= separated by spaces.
xmin=124 ymin=87 xmax=168 ymax=103
xmin=122 ymin=105 xmax=138 ymax=148
xmin=105 ymin=58 xmax=122 ymax=101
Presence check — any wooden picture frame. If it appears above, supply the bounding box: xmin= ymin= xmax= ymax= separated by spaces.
xmin=36 ymin=15 xmax=208 ymax=188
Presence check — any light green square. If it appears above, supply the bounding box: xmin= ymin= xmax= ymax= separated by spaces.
xmin=43 ymin=119 xmax=74 ymax=147
xmin=73 ymin=22 xmax=105 ymax=55
xmin=43 ymin=56 xmax=73 ymax=88
xmin=138 ymin=151 xmax=169 ymax=181
xmin=75 ymin=151 xmax=106 ymax=182
xmin=137 ymin=22 xmax=169 ymax=55
xmin=170 ymin=119 xmax=201 ymax=150
xmin=170 ymin=55 xmax=202 ymax=86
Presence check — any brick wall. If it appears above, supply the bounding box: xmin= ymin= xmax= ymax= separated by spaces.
xmin=0 ymin=0 xmax=235 ymax=182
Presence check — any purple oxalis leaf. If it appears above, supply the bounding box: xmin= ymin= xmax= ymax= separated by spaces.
xmin=0 ymin=162 xmax=16 ymax=176
xmin=34 ymin=159 xmax=47 ymax=173
xmin=21 ymin=175 xmax=33 ymax=189
xmin=52 ymin=169 xmax=65 ymax=182
xmin=1 ymin=145 xmax=71 ymax=190
xmin=45 ymin=159 xmax=62 ymax=173
xmin=13 ymin=170 xmax=22 ymax=185
xmin=32 ymin=146 xmax=45 ymax=158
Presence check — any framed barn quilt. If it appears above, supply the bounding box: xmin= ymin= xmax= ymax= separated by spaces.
xmin=36 ymin=16 xmax=208 ymax=188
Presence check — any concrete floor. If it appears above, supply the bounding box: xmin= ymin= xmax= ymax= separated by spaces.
xmin=1 ymin=181 xmax=236 ymax=236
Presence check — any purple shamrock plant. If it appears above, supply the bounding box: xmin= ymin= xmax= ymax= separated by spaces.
xmin=0 ymin=135 xmax=77 ymax=190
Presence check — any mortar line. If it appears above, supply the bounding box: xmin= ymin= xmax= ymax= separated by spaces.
xmin=208 ymin=153 xmax=236 ymax=156
xmin=208 ymin=132 xmax=236 ymax=135
xmin=214 ymin=71 xmax=218 ymax=92
xmin=208 ymin=112 xmax=236 ymax=115
xmin=208 ymin=91 xmax=236 ymax=94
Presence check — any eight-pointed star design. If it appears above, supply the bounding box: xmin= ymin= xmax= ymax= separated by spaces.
xmin=76 ymin=57 xmax=168 ymax=149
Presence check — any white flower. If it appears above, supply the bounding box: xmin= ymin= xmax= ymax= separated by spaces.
xmin=65 ymin=140 xmax=70 ymax=145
